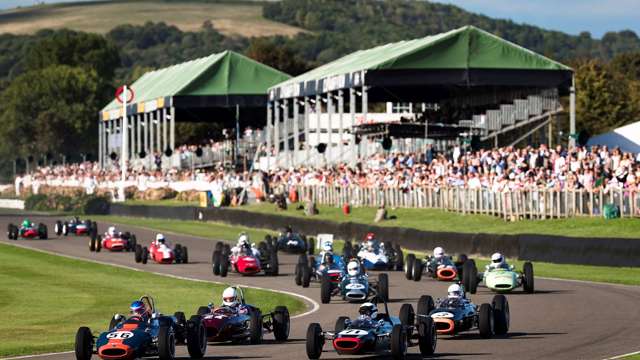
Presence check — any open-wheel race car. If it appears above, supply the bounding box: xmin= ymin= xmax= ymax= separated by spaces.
xmin=211 ymin=240 xmax=279 ymax=277
xmin=74 ymin=295 xmax=207 ymax=360
xmin=463 ymin=256 xmax=534 ymax=294
xmin=267 ymin=226 xmax=315 ymax=254
xmin=90 ymin=231 xmax=137 ymax=253
xmin=55 ymin=217 xmax=96 ymax=237
xmin=7 ymin=220 xmax=47 ymax=240
xmin=134 ymin=235 xmax=188 ymax=265
xmin=195 ymin=286 xmax=290 ymax=345
xmin=405 ymin=248 xmax=469 ymax=282
xmin=305 ymin=295 xmax=437 ymax=359
xmin=350 ymin=234 xmax=404 ymax=271
xmin=295 ymin=238 xmax=349 ymax=288
xmin=426 ymin=285 xmax=510 ymax=338
xmin=321 ymin=258 xmax=389 ymax=304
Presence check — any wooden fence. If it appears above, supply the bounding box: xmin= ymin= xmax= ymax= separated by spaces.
xmin=294 ymin=185 xmax=640 ymax=220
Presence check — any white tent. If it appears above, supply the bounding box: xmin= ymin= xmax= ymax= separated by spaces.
xmin=587 ymin=121 xmax=640 ymax=153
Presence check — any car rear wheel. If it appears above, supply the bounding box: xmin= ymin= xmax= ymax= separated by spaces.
xmin=95 ymin=236 xmax=101 ymax=252
xmin=249 ymin=311 xmax=263 ymax=344
xmin=129 ymin=235 xmax=137 ymax=252
xmin=175 ymin=244 xmax=183 ymax=263
xmin=417 ymin=295 xmax=434 ymax=317
xmin=134 ymin=244 xmax=142 ymax=262
xmin=334 ymin=316 xmax=349 ymax=332
xmin=212 ymin=251 xmax=221 ymax=275
xmin=404 ymin=253 xmax=415 ymax=280
xmin=186 ymin=315 xmax=207 ymax=359
xmin=390 ymin=324 xmax=407 ymax=360
xmin=182 ymin=246 xmax=189 ymax=264
xmin=394 ymin=244 xmax=404 ymax=271
xmin=75 ymin=326 xmax=93 ymax=360
xmin=412 ymin=258 xmax=423 ymax=281
xmin=295 ymin=263 xmax=303 ymax=286
xmin=269 ymin=249 xmax=279 ymax=276
xmin=90 ymin=236 xmax=97 ymax=252
xmin=377 ymin=273 xmax=389 ymax=301
xmin=174 ymin=312 xmax=187 ymax=344
xmin=418 ymin=316 xmax=437 ymax=356
xmin=220 ymin=256 xmax=229 ymax=277
xmin=399 ymin=304 xmax=415 ymax=327
xmin=463 ymin=260 xmax=478 ymax=294
xmin=307 ymin=237 xmax=315 ymax=255
xmin=492 ymin=294 xmax=510 ymax=335
xmin=38 ymin=223 xmax=48 ymax=239
xmin=158 ymin=326 xmax=176 ymax=360
xmin=141 ymin=247 xmax=149 ymax=264
xmin=273 ymin=306 xmax=290 ymax=341
xmin=54 ymin=221 xmax=62 ymax=236
xmin=320 ymin=274 xmax=332 ymax=304
xmin=523 ymin=262 xmax=534 ymax=293
xmin=305 ymin=323 xmax=323 ymax=360
xmin=301 ymin=263 xmax=311 ymax=288
xmin=478 ymin=303 xmax=494 ymax=338
xmin=63 ymin=222 xmax=69 ymax=236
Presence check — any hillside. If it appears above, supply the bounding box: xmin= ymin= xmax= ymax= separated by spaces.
xmin=0 ymin=0 xmax=304 ymax=38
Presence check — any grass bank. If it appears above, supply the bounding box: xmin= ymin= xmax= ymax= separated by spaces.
xmin=0 ymin=243 xmax=304 ymax=357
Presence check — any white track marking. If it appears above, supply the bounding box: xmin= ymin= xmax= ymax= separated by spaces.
xmin=1 ymin=351 xmax=73 ymax=360
xmin=604 ymin=350 xmax=640 ymax=359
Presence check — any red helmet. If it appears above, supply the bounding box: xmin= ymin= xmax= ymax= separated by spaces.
xmin=365 ymin=232 xmax=375 ymax=241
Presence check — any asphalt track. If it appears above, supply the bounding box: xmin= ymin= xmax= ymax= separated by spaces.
xmin=2 ymin=215 xmax=640 ymax=360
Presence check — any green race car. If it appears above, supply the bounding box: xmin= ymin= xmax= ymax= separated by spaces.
xmin=463 ymin=260 xmax=534 ymax=294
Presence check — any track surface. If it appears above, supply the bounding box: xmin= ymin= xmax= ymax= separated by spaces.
xmin=2 ymin=215 xmax=640 ymax=360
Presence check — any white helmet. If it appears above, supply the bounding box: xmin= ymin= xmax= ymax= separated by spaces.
xmin=491 ymin=252 xmax=504 ymax=265
xmin=433 ymin=247 xmax=445 ymax=258
xmin=358 ymin=302 xmax=378 ymax=319
xmin=108 ymin=226 xmax=116 ymax=236
xmin=222 ymin=287 xmax=238 ymax=307
xmin=156 ymin=233 xmax=165 ymax=244
xmin=322 ymin=241 xmax=333 ymax=252
xmin=238 ymin=233 xmax=249 ymax=246
xmin=347 ymin=260 xmax=360 ymax=276
xmin=447 ymin=284 xmax=463 ymax=298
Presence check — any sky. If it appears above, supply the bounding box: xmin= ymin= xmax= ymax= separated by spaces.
xmin=1 ymin=0 xmax=639 ymax=38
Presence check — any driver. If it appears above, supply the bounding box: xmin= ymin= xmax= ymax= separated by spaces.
xmin=347 ymin=260 xmax=361 ymax=276
xmin=447 ymin=283 xmax=465 ymax=299
xmin=363 ymin=233 xmax=380 ymax=253
xmin=319 ymin=240 xmax=333 ymax=257
xmin=221 ymin=287 xmax=249 ymax=315
xmin=129 ymin=300 xmax=150 ymax=322
xmin=358 ymin=302 xmax=379 ymax=322
xmin=487 ymin=252 xmax=510 ymax=270
xmin=155 ymin=233 xmax=167 ymax=246
xmin=106 ymin=226 xmax=118 ymax=238
xmin=433 ymin=246 xmax=446 ymax=260
xmin=232 ymin=233 xmax=259 ymax=257
xmin=284 ymin=226 xmax=294 ymax=240
xmin=72 ymin=216 xmax=81 ymax=224
xmin=21 ymin=219 xmax=33 ymax=229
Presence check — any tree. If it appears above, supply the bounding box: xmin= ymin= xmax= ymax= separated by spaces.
xmin=245 ymin=37 xmax=310 ymax=76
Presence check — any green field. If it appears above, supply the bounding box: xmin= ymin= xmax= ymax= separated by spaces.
xmin=0 ymin=0 xmax=305 ymax=37
xmin=0 ymin=243 xmax=304 ymax=357
xmin=95 ymin=215 xmax=640 ymax=286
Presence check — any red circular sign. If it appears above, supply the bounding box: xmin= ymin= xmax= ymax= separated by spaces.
xmin=115 ymin=86 xmax=135 ymax=103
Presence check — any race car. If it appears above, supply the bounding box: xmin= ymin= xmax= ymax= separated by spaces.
xmin=211 ymin=241 xmax=279 ymax=277
xmin=74 ymin=295 xmax=207 ymax=360
xmin=427 ymin=287 xmax=510 ymax=338
xmin=268 ymin=227 xmax=314 ymax=254
xmin=295 ymin=251 xmax=346 ymax=288
xmin=90 ymin=231 xmax=138 ymax=253
xmin=54 ymin=217 xmax=96 ymax=237
xmin=352 ymin=236 xmax=403 ymax=271
xmin=134 ymin=237 xmax=188 ymax=265
xmin=7 ymin=220 xmax=47 ymax=240
xmin=321 ymin=258 xmax=389 ymax=304
xmin=195 ymin=287 xmax=290 ymax=344
xmin=405 ymin=252 xmax=469 ymax=282
xmin=463 ymin=259 xmax=534 ymax=294
xmin=305 ymin=296 xmax=437 ymax=359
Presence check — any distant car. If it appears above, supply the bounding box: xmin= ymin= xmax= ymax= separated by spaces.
xmin=55 ymin=218 xmax=96 ymax=237
xmin=134 ymin=240 xmax=188 ymax=265
xmin=195 ymin=287 xmax=290 ymax=345
xmin=405 ymin=253 xmax=469 ymax=282
xmin=90 ymin=231 xmax=137 ymax=253
xmin=463 ymin=260 xmax=534 ymax=294
xmin=7 ymin=222 xmax=47 ymax=240
xmin=268 ymin=229 xmax=314 ymax=254
xmin=211 ymin=241 xmax=279 ymax=277
xmin=353 ymin=240 xmax=403 ymax=271
xmin=295 ymin=251 xmax=347 ymax=288
xmin=427 ymin=292 xmax=510 ymax=338
xmin=321 ymin=259 xmax=388 ymax=304
xmin=74 ymin=295 xmax=207 ymax=360
xmin=305 ymin=296 xmax=437 ymax=359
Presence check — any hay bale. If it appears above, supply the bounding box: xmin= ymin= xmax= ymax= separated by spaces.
xmin=176 ymin=190 xmax=200 ymax=202
xmin=144 ymin=187 xmax=177 ymax=201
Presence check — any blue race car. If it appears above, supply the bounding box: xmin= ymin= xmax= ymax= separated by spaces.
xmin=296 ymin=251 xmax=346 ymax=288
xmin=352 ymin=234 xmax=403 ymax=271
xmin=268 ymin=226 xmax=314 ymax=254
xmin=320 ymin=258 xmax=389 ymax=304
xmin=74 ymin=295 xmax=207 ymax=360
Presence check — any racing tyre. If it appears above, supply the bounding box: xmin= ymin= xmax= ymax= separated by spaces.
xmin=399 ymin=304 xmax=415 ymax=326
xmin=174 ymin=312 xmax=187 ymax=344
xmin=142 ymin=247 xmax=149 ymax=264
xmin=215 ymin=241 xmax=223 ymax=252
xmin=212 ymin=251 xmax=221 ymax=275
xmin=158 ymin=326 xmax=176 ymax=360
xmin=463 ymin=260 xmax=478 ymax=294
xmin=320 ymin=274 xmax=332 ymax=304
xmin=390 ymin=324 xmax=407 ymax=360
xmin=418 ymin=316 xmax=437 ymax=356
xmin=258 ymin=241 xmax=268 ymax=255
xmin=412 ymin=258 xmax=423 ymax=281
xmin=249 ymin=311 xmax=263 ymax=344
xmin=220 ymin=256 xmax=229 ymax=277
xmin=298 ymin=254 xmax=308 ymax=266
xmin=197 ymin=306 xmax=210 ymax=316
xmin=63 ymin=222 xmax=69 ymax=236
xmin=335 ymin=316 xmax=349 ymax=332
xmin=182 ymin=246 xmax=189 ymax=264
xmin=134 ymin=244 xmax=142 ymax=262
xmin=269 ymin=249 xmax=279 ymax=276
xmin=492 ymin=294 xmax=510 ymax=335
xmin=295 ymin=263 xmax=303 ymax=286
xmin=343 ymin=241 xmax=352 ymax=258
xmin=301 ymin=263 xmax=311 ymax=288
xmin=523 ymin=262 xmax=534 ymax=293
xmin=478 ymin=303 xmax=494 ymax=338
xmin=90 ymin=236 xmax=97 ymax=252
xmin=305 ymin=323 xmax=324 ymax=360
xmin=404 ymin=254 xmax=415 ymax=280
xmin=129 ymin=235 xmax=137 ymax=252
xmin=377 ymin=273 xmax=389 ymax=301
xmin=95 ymin=236 xmax=101 ymax=252
xmin=307 ymin=237 xmax=315 ymax=255
xmin=91 ymin=222 xmax=98 ymax=238
xmin=75 ymin=326 xmax=93 ymax=360
xmin=38 ymin=223 xmax=48 ymax=239
xmin=175 ymin=244 xmax=183 ymax=263
xmin=273 ymin=306 xmax=290 ymax=341
xmin=186 ymin=315 xmax=207 ymax=359
xmin=417 ymin=295 xmax=435 ymax=317
xmin=394 ymin=244 xmax=404 ymax=271
xmin=54 ymin=221 xmax=62 ymax=236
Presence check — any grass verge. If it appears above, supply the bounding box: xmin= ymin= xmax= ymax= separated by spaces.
xmin=0 ymin=243 xmax=304 ymax=357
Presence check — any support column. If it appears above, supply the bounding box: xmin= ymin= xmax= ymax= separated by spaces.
xmin=129 ymin=116 xmax=135 ymax=161
xmin=98 ymin=119 xmax=103 ymax=168
xmin=327 ymin=91 xmax=334 ymax=164
xmin=149 ymin=112 xmax=155 ymax=156
xmin=266 ymin=102 xmax=272 ymax=170
xmin=304 ymin=97 xmax=310 ymax=163
xmin=569 ymin=75 xmax=576 ymax=149
xmin=293 ymin=98 xmax=300 ymax=167
xmin=349 ymin=88 xmax=356 ymax=166
xmin=316 ymin=94 xmax=322 ymax=166
xmin=362 ymin=85 xmax=368 ymax=160
xmin=274 ymin=100 xmax=280 ymax=162
xmin=283 ymin=98 xmax=289 ymax=167
xmin=162 ymin=107 xmax=168 ymax=154
xmin=338 ymin=90 xmax=344 ymax=164
xmin=144 ymin=112 xmax=149 ymax=156
xmin=156 ymin=109 xmax=162 ymax=154
xmin=136 ymin=114 xmax=142 ymax=155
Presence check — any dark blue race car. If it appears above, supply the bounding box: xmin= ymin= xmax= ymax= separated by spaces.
xmin=267 ymin=227 xmax=314 ymax=254
xmin=295 ymin=251 xmax=348 ymax=288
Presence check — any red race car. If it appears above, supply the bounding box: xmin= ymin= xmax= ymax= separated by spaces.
xmin=211 ymin=241 xmax=278 ymax=277
xmin=7 ymin=221 xmax=48 ymax=240
xmin=90 ymin=231 xmax=137 ymax=252
xmin=134 ymin=237 xmax=188 ymax=265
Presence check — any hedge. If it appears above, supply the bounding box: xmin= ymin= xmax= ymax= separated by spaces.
xmin=24 ymin=194 xmax=110 ymax=214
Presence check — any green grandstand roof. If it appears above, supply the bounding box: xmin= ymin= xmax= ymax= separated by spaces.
xmin=270 ymin=25 xmax=572 ymax=100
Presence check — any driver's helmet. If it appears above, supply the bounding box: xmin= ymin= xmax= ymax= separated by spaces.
xmin=238 ymin=233 xmax=249 ymax=247
xmin=365 ymin=233 xmax=377 ymax=251
xmin=222 ymin=287 xmax=239 ymax=307
xmin=322 ymin=240 xmax=333 ymax=253
xmin=22 ymin=219 xmax=31 ymax=228
xmin=491 ymin=252 xmax=504 ymax=267
xmin=347 ymin=260 xmax=360 ymax=276
xmin=323 ymin=252 xmax=334 ymax=265
xmin=447 ymin=283 xmax=463 ymax=299
xmin=108 ymin=226 xmax=117 ymax=237
xmin=130 ymin=300 xmax=147 ymax=318
xmin=73 ymin=216 xmax=80 ymax=223
xmin=156 ymin=233 xmax=166 ymax=245
xmin=433 ymin=246 xmax=445 ymax=259
xmin=358 ymin=302 xmax=378 ymax=319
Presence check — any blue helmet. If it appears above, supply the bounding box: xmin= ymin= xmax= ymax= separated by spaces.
xmin=130 ymin=300 xmax=146 ymax=316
